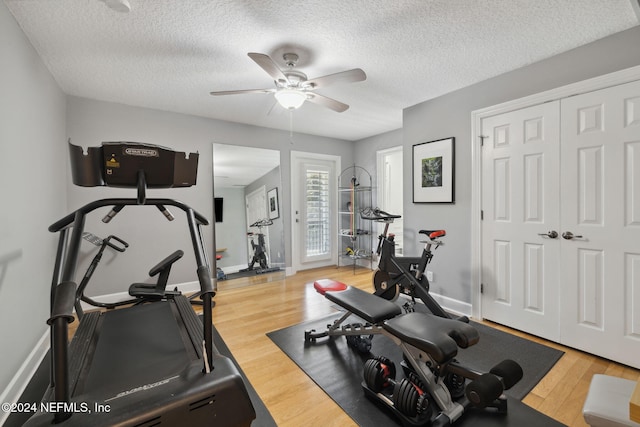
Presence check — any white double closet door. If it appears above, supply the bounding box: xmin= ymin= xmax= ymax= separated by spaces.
xmin=481 ymin=79 xmax=640 ymax=368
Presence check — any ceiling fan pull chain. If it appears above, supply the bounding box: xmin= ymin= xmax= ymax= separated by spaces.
xmin=289 ymin=110 xmax=295 ymax=144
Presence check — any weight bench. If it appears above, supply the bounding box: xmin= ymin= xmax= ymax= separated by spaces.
xmin=307 ymin=278 xmax=523 ymax=426
xmin=383 ymin=311 xmax=479 ymax=365
xmin=304 ymin=279 xmax=402 ymax=352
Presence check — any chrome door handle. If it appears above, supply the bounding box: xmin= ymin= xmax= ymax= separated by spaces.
xmin=538 ymin=230 xmax=558 ymax=239
xmin=562 ymin=231 xmax=583 ymax=240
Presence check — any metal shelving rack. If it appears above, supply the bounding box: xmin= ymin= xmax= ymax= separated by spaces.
xmin=338 ymin=165 xmax=373 ymax=271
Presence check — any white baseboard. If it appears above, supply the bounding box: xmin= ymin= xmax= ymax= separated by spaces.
xmin=430 ymin=292 xmax=473 ymax=318
xmin=397 ymin=292 xmax=472 ymax=319
xmin=0 ymin=330 xmax=49 ymax=426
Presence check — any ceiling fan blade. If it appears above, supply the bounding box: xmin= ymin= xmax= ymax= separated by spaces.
xmin=210 ymin=88 xmax=275 ymax=96
xmin=305 ymin=68 xmax=366 ymax=89
xmin=248 ymin=52 xmax=290 ymax=85
xmin=306 ymin=93 xmax=349 ymax=113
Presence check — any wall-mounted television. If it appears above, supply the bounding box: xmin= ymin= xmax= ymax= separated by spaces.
xmin=214 ymin=197 xmax=223 ymax=223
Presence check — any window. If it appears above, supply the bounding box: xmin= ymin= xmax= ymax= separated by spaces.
xmin=305 ymin=168 xmax=330 ymax=258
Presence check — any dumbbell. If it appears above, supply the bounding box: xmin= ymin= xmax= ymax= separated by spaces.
xmin=465 ymin=359 xmax=523 ymax=408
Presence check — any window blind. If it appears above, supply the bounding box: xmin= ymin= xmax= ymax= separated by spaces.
xmin=305 ymin=169 xmax=330 ymax=257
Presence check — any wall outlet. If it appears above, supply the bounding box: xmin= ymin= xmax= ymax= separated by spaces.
xmin=426 ymin=270 xmax=434 ymax=282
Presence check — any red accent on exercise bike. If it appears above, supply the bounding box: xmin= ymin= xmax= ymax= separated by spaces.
xmin=429 ymin=230 xmax=446 ymax=239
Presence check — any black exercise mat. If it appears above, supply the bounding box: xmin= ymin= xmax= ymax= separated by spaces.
xmin=267 ymin=312 xmax=565 ymax=427
xmin=6 ymin=320 xmax=275 ymax=427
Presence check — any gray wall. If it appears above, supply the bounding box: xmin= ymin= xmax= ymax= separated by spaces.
xmin=66 ymin=96 xmax=354 ymax=296
xmin=214 ymin=187 xmax=248 ymax=269
xmin=0 ymin=2 xmax=67 ymax=397
xmin=397 ymin=25 xmax=640 ymax=305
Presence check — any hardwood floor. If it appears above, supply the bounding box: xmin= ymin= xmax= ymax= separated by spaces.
xmin=71 ymin=265 xmax=638 ymax=426
xmin=197 ymin=265 xmax=640 ymax=427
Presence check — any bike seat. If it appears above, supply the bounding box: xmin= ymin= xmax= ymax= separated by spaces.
xmin=419 ymin=229 xmax=446 ymax=239
xmin=129 ymin=250 xmax=183 ymax=300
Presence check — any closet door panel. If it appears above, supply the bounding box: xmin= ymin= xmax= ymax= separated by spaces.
xmin=559 ymin=79 xmax=640 ymax=368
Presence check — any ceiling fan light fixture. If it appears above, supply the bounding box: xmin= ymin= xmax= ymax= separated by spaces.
xmin=275 ymin=89 xmax=306 ymax=110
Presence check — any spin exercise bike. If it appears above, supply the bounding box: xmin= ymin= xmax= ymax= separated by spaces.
xmin=240 ymin=218 xmax=279 ymax=274
xmin=306 ymin=280 xmax=523 ymax=426
xmin=361 ymin=208 xmax=467 ymax=322
xmin=25 ymin=141 xmax=255 ymax=426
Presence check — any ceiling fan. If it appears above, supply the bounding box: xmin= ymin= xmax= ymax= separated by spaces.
xmin=210 ymin=52 xmax=366 ymax=113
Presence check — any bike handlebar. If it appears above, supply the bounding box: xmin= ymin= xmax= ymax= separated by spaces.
xmin=360 ymin=207 xmax=402 ymax=221
xmin=250 ymin=218 xmax=273 ymax=228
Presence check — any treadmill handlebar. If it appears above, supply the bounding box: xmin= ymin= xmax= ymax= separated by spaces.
xmin=197 ymin=265 xmax=215 ymax=296
xmin=48 ymin=281 xmax=77 ymax=325
xmin=49 ymin=198 xmax=209 ymax=232
xmin=104 ymin=235 xmax=129 ymax=253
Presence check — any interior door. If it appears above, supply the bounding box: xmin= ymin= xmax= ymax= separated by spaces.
xmin=377 ymin=146 xmax=404 ymax=254
xmin=481 ymin=101 xmax=561 ymax=340
xmin=559 ymin=79 xmax=640 ymax=367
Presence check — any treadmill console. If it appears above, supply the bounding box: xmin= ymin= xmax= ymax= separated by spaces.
xmin=69 ymin=140 xmax=198 ymax=188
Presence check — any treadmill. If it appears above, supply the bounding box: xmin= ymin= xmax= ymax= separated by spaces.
xmin=25 ymin=141 xmax=256 ymax=426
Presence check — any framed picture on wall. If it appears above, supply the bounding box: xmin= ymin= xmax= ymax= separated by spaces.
xmin=267 ymin=187 xmax=280 ymax=219
xmin=412 ymin=137 xmax=455 ymax=203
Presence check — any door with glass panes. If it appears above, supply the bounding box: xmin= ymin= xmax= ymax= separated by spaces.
xmin=291 ymin=151 xmax=339 ymax=271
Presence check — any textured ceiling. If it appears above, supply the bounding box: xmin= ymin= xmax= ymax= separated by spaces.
xmin=5 ymin=0 xmax=639 ymax=141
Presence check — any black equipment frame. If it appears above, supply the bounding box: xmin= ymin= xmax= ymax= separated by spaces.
xmin=27 ymin=141 xmax=255 ymax=426
xmin=47 ymin=198 xmax=215 ymax=422
xmin=361 ymin=208 xmax=468 ymax=322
